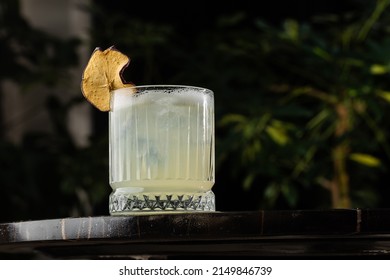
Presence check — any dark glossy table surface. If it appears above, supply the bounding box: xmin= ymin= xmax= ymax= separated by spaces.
xmin=1 ymin=209 xmax=390 ymax=259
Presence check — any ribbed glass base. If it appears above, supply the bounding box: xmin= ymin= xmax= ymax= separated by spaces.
xmin=109 ymin=190 xmax=215 ymax=215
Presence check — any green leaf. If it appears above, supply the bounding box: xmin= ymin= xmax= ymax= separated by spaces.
xmin=219 ymin=114 xmax=247 ymax=126
xmin=377 ymin=90 xmax=390 ymax=103
xmin=283 ymin=19 xmax=299 ymax=42
xmin=266 ymin=124 xmax=289 ymax=146
xmin=264 ymin=183 xmax=281 ymax=206
xmin=349 ymin=153 xmax=381 ymax=167
xmin=243 ymin=173 xmax=255 ymax=191
xmin=281 ymin=183 xmax=298 ymax=207
xmin=312 ymin=47 xmax=332 ymax=61
xmin=306 ymin=109 xmax=330 ymax=130
xmin=370 ymin=64 xmax=388 ymax=75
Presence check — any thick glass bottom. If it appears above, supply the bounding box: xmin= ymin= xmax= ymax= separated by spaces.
xmin=109 ymin=190 xmax=215 ymax=215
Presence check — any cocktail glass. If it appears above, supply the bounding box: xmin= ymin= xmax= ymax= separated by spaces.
xmin=108 ymin=85 xmax=215 ymax=214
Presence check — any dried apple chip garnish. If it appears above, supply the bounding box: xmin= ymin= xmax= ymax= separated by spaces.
xmin=81 ymin=46 xmax=135 ymax=111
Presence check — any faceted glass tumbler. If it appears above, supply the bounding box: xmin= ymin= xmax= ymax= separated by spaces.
xmin=108 ymin=85 xmax=215 ymax=214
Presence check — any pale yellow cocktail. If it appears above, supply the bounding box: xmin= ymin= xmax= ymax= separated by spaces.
xmin=109 ymin=85 xmax=215 ymax=214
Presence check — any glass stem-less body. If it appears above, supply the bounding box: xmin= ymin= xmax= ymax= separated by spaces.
xmin=109 ymin=85 xmax=215 ymax=214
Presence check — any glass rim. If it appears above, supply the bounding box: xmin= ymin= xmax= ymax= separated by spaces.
xmin=111 ymin=84 xmax=213 ymax=95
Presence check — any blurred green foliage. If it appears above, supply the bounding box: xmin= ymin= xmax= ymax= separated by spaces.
xmin=90 ymin=0 xmax=390 ymax=210
xmin=2 ymin=0 xmax=390 ymax=222
xmin=217 ymin=1 xmax=390 ymax=210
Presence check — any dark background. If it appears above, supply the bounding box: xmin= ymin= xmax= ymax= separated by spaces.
xmin=1 ymin=0 xmax=390 ymax=222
